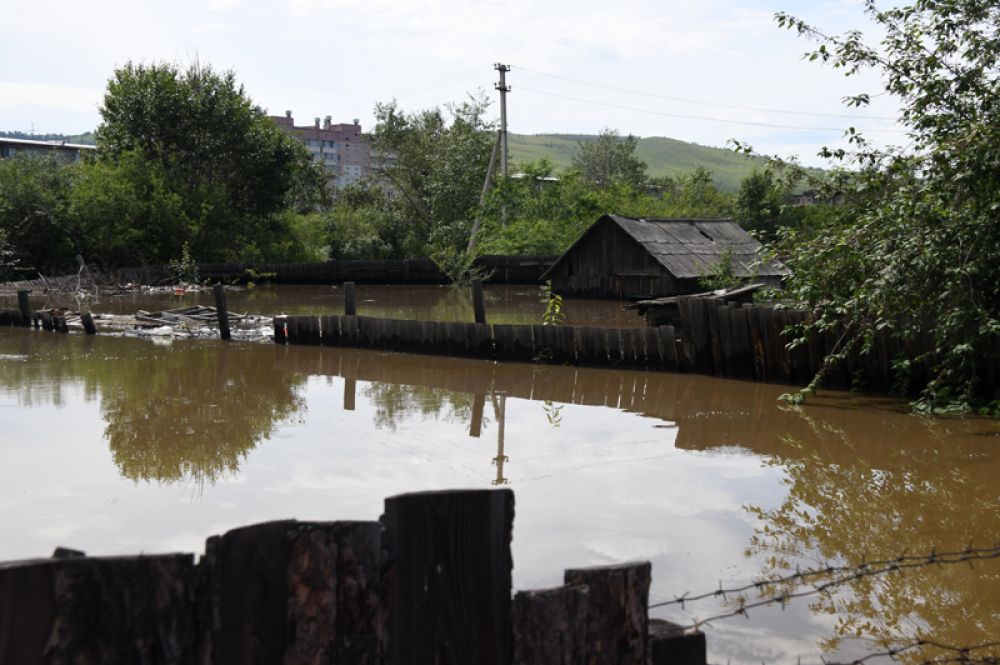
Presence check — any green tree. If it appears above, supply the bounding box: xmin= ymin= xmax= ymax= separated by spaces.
xmin=0 ymin=154 xmax=78 ymax=272
xmin=756 ymin=1 xmax=1000 ymax=412
xmin=367 ymin=95 xmax=496 ymax=262
xmin=572 ymin=128 xmax=648 ymax=190
xmin=734 ymin=169 xmax=785 ymax=236
xmin=95 ymin=61 xmax=326 ymax=264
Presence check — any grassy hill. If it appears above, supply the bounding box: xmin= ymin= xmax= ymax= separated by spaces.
xmin=509 ymin=133 xmax=773 ymax=191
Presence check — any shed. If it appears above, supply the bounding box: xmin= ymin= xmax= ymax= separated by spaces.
xmin=540 ymin=214 xmax=788 ymax=299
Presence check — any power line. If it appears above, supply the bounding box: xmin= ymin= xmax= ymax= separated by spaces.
xmin=513 ymin=64 xmax=898 ymax=122
xmin=517 ymin=85 xmax=906 ymax=134
xmin=327 ymin=67 xmax=487 ymax=115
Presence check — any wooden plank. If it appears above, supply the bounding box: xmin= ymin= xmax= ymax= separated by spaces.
xmin=198 ymin=520 xmax=383 ymax=665
xmin=557 ymin=325 xmax=576 ymax=365
xmin=563 ymin=562 xmax=651 ymax=665
xmin=0 ymin=554 xmax=197 ymax=664
xmin=747 ymin=307 xmax=767 ymax=381
xmin=344 ymin=282 xmax=357 ymax=315
xmin=342 ymin=315 xmax=360 ymax=347
xmin=320 ymin=315 xmax=341 ymax=347
xmin=717 ymin=304 xmax=735 ymax=377
xmin=658 ymin=326 xmax=679 ymax=373
xmin=681 ymin=299 xmax=712 ymax=375
xmin=512 ymin=585 xmax=590 ymax=665
xmin=273 ymin=316 xmax=288 ymax=344
xmin=703 ymin=301 xmax=725 ymax=376
xmin=729 ymin=307 xmax=754 ymax=378
xmin=383 ymin=489 xmax=514 ymax=665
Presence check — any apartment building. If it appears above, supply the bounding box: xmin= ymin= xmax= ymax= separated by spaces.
xmin=270 ymin=111 xmax=371 ymax=188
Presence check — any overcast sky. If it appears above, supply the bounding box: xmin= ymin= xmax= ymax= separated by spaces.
xmin=2 ymin=0 xmax=905 ymax=165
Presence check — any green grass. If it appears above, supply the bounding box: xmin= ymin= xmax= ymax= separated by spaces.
xmin=509 ymin=133 xmax=778 ymax=191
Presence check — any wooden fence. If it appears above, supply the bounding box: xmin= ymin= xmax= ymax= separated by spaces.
xmin=115 ymin=254 xmax=556 ymax=286
xmin=274 ymin=295 xmax=936 ymax=393
xmin=0 ymin=489 xmax=705 ymax=665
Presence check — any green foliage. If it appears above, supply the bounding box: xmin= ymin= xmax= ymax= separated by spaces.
xmin=93 ymin=60 xmax=326 ymax=265
xmin=508 ymin=133 xmax=786 ymax=191
xmin=0 ymin=154 xmax=78 ymax=271
xmin=168 ymin=242 xmax=199 ymax=285
xmin=698 ymin=247 xmax=741 ymax=291
xmin=762 ymin=1 xmax=1000 ymax=412
xmin=541 ymin=281 xmax=566 ymax=326
xmin=572 ymin=128 xmax=648 ymax=190
xmin=367 ymin=96 xmax=496 ymax=260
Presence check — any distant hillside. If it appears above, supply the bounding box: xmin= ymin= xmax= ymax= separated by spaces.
xmin=509 ymin=133 xmax=774 ymax=191
xmin=0 ymin=131 xmax=96 ymax=145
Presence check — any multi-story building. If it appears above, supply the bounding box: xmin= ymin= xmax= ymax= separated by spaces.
xmin=270 ymin=111 xmax=371 ymax=189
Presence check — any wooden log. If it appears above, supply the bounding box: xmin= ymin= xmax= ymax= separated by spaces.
xmin=471 ymin=279 xmax=487 ymax=325
xmin=16 ymin=290 xmax=31 ymax=327
xmin=383 ymin=489 xmax=514 ymax=665
xmin=213 ymin=284 xmax=231 ymax=341
xmin=563 ymin=561 xmax=651 ymax=665
xmin=81 ymin=312 xmax=97 ymax=335
xmin=54 ymin=314 xmax=69 ymax=334
xmin=512 ymin=585 xmax=590 ymax=665
xmin=197 ymin=520 xmax=384 ymax=665
xmin=344 ymin=281 xmax=357 ymax=316
xmin=648 ymin=619 xmax=706 ymax=665
xmin=0 ymin=554 xmax=197 ymax=665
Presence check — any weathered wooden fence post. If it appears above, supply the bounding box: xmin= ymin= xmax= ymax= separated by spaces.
xmin=344 ymin=378 xmax=356 ymax=411
xmin=512 ymin=585 xmax=590 ymax=665
xmin=81 ymin=312 xmax=97 ymax=335
xmin=383 ymin=489 xmax=514 ymax=665
xmin=213 ymin=284 xmax=231 ymax=341
xmin=16 ymin=290 xmax=31 ymax=327
xmin=471 ymin=278 xmax=487 ymax=325
xmin=197 ymin=520 xmax=384 ymax=665
xmin=563 ymin=561 xmax=651 ymax=665
xmin=344 ymin=281 xmax=357 ymax=316
xmin=0 ymin=554 xmax=198 ymax=664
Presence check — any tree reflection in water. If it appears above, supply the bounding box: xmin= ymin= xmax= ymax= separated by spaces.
xmin=0 ymin=332 xmax=306 ymax=485
xmin=101 ymin=344 xmax=305 ymax=484
xmin=742 ymin=409 xmax=1000 ymax=658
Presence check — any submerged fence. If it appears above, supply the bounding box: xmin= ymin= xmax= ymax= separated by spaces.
xmin=0 ymin=489 xmax=704 ymax=665
xmin=274 ymin=294 xmax=938 ymax=393
xmin=115 ymin=254 xmax=557 ymax=285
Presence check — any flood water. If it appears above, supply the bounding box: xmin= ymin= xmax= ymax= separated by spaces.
xmin=1 ymin=297 xmax=999 ymax=663
xmin=1 ymin=283 xmax=644 ymax=327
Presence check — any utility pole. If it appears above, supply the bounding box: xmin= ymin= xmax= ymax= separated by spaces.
xmin=494 ymin=63 xmax=510 ymax=178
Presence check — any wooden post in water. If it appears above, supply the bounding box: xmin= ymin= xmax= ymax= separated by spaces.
xmin=563 ymin=561 xmax=651 ymax=665
xmin=81 ymin=312 xmax=97 ymax=335
xmin=16 ymin=290 xmax=30 ymax=327
xmin=213 ymin=284 xmax=231 ymax=341
xmin=344 ymin=281 xmax=357 ymax=316
xmin=471 ymin=278 xmax=487 ymax=325
xmin=383 ymin=489 xmax=514 ymax=665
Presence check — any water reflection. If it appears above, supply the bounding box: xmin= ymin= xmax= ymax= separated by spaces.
xmin=2 ymin=329 xmax=999 ymax=663
xmin=0 ymin=332 xmax=305 ymax=484
xmin=743 ymin=424 xmax=1000 ymax=658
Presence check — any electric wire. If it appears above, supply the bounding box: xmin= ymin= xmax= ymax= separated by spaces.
xmin=513 ymin=64 xmax=898 ymax=121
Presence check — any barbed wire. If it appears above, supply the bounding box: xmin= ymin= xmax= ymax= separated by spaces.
xmin=827 ymin=639 xmax=1000 ymax=665
xmin=646 ymin=543 xmax=1000 ymax=631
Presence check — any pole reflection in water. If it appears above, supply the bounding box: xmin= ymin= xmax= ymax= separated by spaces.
xmin=1 ymin=329 xmax=999 ymax=665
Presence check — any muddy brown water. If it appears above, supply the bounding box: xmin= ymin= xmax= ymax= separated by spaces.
xmin=0 ymin=283 xmax=645 ymax=327
xmin=1 ymin=287 xmax=999 ymax=663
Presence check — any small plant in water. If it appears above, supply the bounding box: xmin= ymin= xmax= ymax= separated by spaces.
xmin=541 ymin=281 xmax=565 ymax=326
xmin=169 ymin=242 xmax=200 ymax=285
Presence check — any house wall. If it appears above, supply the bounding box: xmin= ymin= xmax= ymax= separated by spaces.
xmin=548 ymin=218 xmax=684 ymax=299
